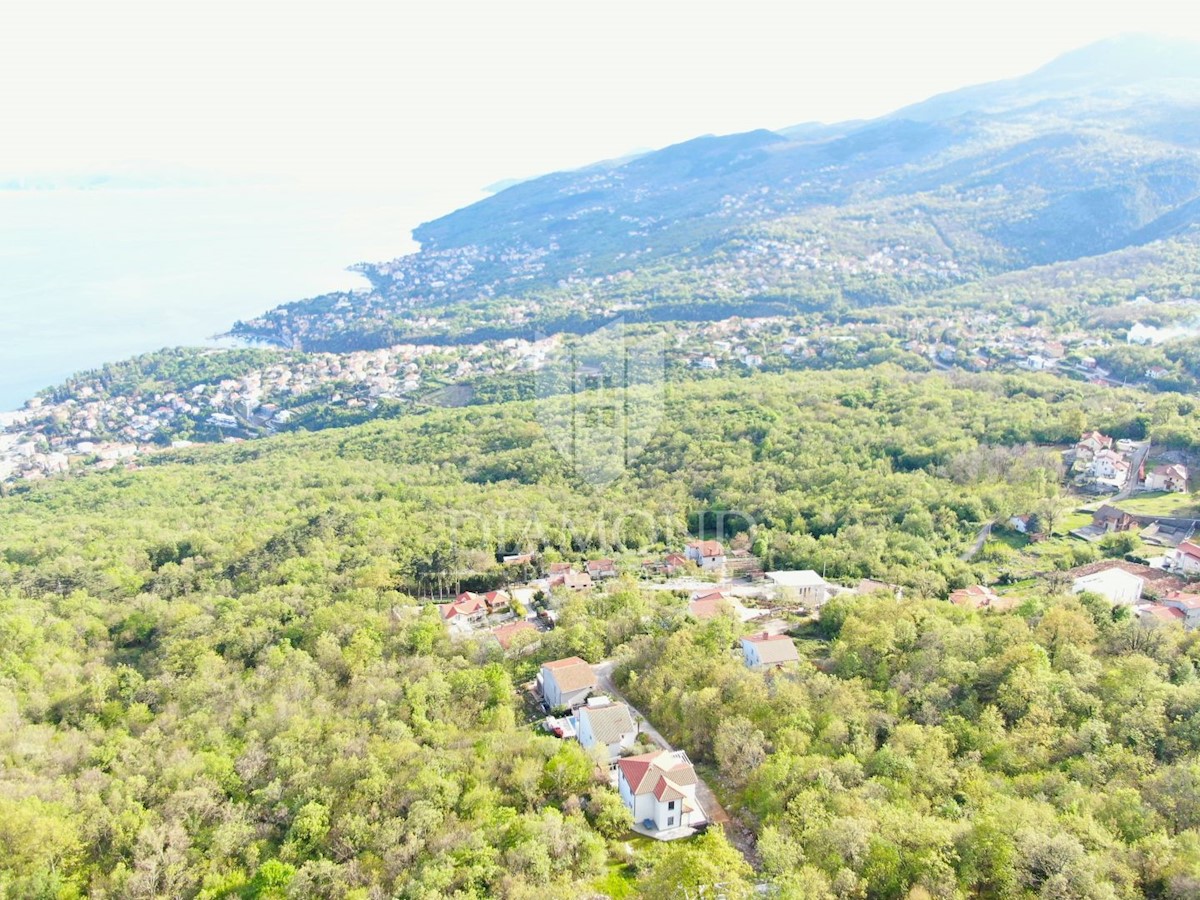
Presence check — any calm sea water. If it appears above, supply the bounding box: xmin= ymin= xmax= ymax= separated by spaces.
xmin=0 ymin=184 xmax=480 ymax=411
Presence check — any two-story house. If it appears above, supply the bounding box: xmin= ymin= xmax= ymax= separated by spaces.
xmin=576 ymin=698 xmax=637 ymax=762
xmin=684 ymin=540 xmax=725 ymax=571
xmin=538 ymin=657 xmax=597 ymax=710
xmin=1170 ymin=540 xmax=1200 ymax=577
xmin=616 ymin=750 xmax=704 ymax=835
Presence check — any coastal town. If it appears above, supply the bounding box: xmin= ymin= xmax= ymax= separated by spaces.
xmin=3 ymin=290 xmax=1197 ymax=484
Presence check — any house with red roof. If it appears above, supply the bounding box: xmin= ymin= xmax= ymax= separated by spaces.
xmin=1076 ymin=431 xmax=1113 ymax=456
xmin=616 ymin=750 xmax=705 ymax=835
xmin=949 ymin=584 xmax=1017 ymax=612
xmin=685 ymin=540 xmax=726 ymax=571
xmin=1144 ymin=463 xmax=1189 ymax=493
xmin=490 ymin=620 xmax=540 ymax=655
xmin=1161 ymin=590 xmax=1200 ymax=630
xmin=439 ymin=593 xmax=489 ymax=632
xmin=688 ymin=590 xmax=731 ymax=620
xmin=585 ymin=558 xmax=618 ymax=579
xmin=642 ymin=553 xmax=690 ymax=576
xmin=482 ymin=590 xmax=512 ymax=613
xmin=1138 ymin=603 xmax=1188 ymax=627
xmin=1170 ymin=540 xmax=1200 ymax=577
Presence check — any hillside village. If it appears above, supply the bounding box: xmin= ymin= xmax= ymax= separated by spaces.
xmin=403 ymin=471 xmax=1200 ymax=843
xmin=4 ymin=293 xmax=1197 ymax=483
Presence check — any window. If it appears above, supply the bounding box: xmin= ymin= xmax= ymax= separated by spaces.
xmin=667 ymin=816 xmax=675 ymax=826
xmin=668 ymin=801 xmax=675 ymax=810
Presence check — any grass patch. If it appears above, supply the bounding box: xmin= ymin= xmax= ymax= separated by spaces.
xmin=1058 ymin=511 xmax=1094 ymax=535
xmin=1117 ymin=491 xmax=1200 ymax=518
xmin=991 ymin=531 xmax=1030 ymax=551
xmin=594 ymin=864 xmax=636 ymax=899
xmin=596 ymin=833 xmax=660 ymax=898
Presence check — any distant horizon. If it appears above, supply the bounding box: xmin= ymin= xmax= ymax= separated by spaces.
xmin=4 ymin=4 xmax=1199 ymax=411
xmin=4 ymin=1 xmax=1200 ymax=197
xmin=4 ymin=28 xmax=1196 ymax=208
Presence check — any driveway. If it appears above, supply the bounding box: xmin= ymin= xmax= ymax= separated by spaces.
xmin=592 ymin=660 xmax=734 ymax=835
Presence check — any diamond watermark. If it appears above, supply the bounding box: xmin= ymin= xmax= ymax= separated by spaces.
xmin=535 ymin=318 xmax=665 ymax=487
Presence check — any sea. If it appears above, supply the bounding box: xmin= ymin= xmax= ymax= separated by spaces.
xmin=0 ymin=183 xmax=482 ymax=412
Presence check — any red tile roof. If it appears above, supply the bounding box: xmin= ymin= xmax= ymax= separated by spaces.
xmin=492 ymin=620 xmax=538 ymax=649
xmin=617 ymin=750 xmax=698 ymax=796
xmin=1176 ymin=540 xmax=1200 ymax=561
xmin=688 ymin=596 xmax=729 ymax=619
xmin=442 ymin=594 xmax=488 ymax=619
xmin=1165 ymin=590 xmax=1200 ymax=611
xmin=687 ymin=540 xmax=724 ymax=558
xmin=1144 ymin=604 xmax=1187 ymax=622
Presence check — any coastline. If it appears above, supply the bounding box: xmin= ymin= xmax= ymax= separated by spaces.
xmin=0 ymin=184 xmax=487 ymax=416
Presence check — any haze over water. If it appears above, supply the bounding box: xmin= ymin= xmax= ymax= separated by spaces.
xmin=0 ymin=184 xmax=477 ymax=412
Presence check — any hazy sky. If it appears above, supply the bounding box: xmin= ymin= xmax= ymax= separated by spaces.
xmin=3 ymin=0 xmax=1198 ymax=194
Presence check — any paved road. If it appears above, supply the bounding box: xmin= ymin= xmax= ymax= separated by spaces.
xmin=1115 ymin=441 xmax=1152 ymax=501
xmin=960 ymin=521 xmax=994 ymax=561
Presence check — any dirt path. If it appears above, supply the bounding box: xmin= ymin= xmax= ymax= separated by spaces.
xmin=960 ymin=520 xmax=994 ymax=561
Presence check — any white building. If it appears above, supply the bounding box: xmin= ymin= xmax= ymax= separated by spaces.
xmin=765 ymin=570 xmax=831 ymax=607
xmin=576 ymin=699 xmax=637 ymax=762
xmin=741 ymin=632 xmax=800 ymax=669
xmin=616 ymin=750 xmax=704 ymax=835
xmin=1169 ymin=540 xmax=1200 ymax=577
xmin=685 ymin=540 xmax=726 ymax=571
xmin=1159 ymin=591 xmax=1200 ymax=630
xmin=1086 ymin=449 xmax=1128 ymax=481
xmin=1072 ymin=567 xmax=1144 ymax=606
xmin=1145 ymin=464 xmax=1189 ymax=493
xmin=538 ymin=657 xmax=596 ymax=710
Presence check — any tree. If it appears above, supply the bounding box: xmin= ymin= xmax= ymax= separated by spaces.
xmin=585 ymin=789 xmax=632 ymax=839
xmin=714 ymin=715 xmax=767 ymax=785
xmin=638 ymin=829 xmax=753 ymax=900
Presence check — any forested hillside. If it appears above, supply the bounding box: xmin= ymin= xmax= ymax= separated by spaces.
xmin=228 ymin=36 xmax=1200 ymax=353
xmin=3 ymin=367 xmax=1200 ymax=897
xmin=6 ymin=31 xmax=1200 ymax=900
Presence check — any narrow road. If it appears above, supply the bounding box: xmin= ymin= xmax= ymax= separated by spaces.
xmin=1115 ymin=441 xmax=1151 ymax=501
xmin=960 ymin=521 xmax=994 ymax=561
xmin=592 ymin=660 xmax=739 ymax=843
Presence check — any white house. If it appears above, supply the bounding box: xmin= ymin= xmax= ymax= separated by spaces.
xmin=439 ymin=594 xmax=490 ymax=634
xmin=1086 ymin=449 xmax=1128 ymax=481
xmin=1072 ymin=567 xmax=1144 ymax=606
xmin=1160 ymin=590 xmax=1200 ymax=630
xmin=1145 ymin=464 xmax=1189 ymax=493
xmin=741 ymin=632 xmax=800 ymax=669
xmin=576 ymin=698 xmax=638 ymax=762
xmin=539 ymin=657 xmax=596 ymax=710
xmin=1076 ymin=431 xmax=1113 ymax=456
xmin=616 ymin=750 xmax=704 ymax=835
xmin=1170 ymin=540 xmax=1200 ymax=576
xmin=685 ymin=540 xmax=725 ymax=570
xmin=765 ymin=570 xmax=831 ymax=607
